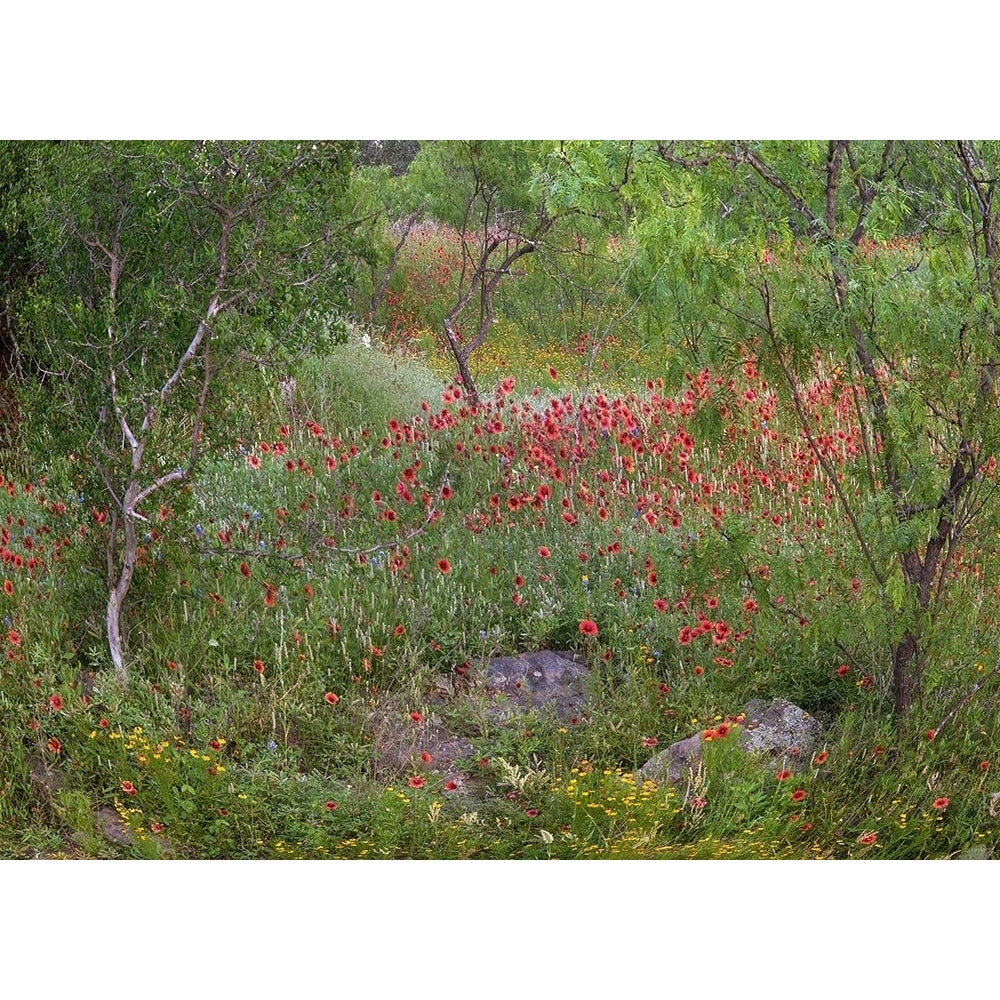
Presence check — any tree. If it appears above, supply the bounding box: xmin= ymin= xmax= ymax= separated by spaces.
xmin=0 ymin=141 xmax=34 ymax=456
xmin=404 ymin=141 xmax=559 ymax=406
xmin=14 ymin=140 xmax=360 ymax=678
xmin=607 ymin=140 xmax=1000 ymax=718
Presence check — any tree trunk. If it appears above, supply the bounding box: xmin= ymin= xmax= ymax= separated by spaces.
xmin=442 ymin=317 xmax=481 ymax=407
xmin=891 ymin=631 xmax=920 ymax=717
xmin=106 ymin=494 xmax=140 ymax=679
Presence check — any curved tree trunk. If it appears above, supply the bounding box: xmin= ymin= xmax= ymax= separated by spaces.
xmin=106 ymin=487 xmax=141 ymax=679
xmin=442 ymin=317 xmax=481 ymax=408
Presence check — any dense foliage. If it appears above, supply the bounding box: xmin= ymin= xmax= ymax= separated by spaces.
xmin=2 ymin=140 xmax=1000 ymax=859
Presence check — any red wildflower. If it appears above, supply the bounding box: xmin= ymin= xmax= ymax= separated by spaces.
xmin=715 ymin=723 xmax=730 ymax=738
xmin=525 ymin=808 xmax=539 ymax=818
xmin=932 ymin=797 xmax=949 ymax=810
xmin=408 ymin=776 xmax=426 ymax=789
xmin=48 ymin=693 xmax=64 ymax=712
xmin=538 ymin=546 xmax=551 ymax=559
xmin=444 ymin=779 xmax=459 ymax=791
xmin=579 ymin=619 xmax=599 ymax=637
xmin=689 ymin=797 xmax=707 ymax=811
xmin=3 ymin=579 xmax=12 ymax=597
xmin=150 ymin=822 xmax=165 ymax=834
xmin=324 ymin=692 xmax=340 ymax=706
xmin=642 ymin=736 xmax=659 ymax=748
xmin=926 ymin=729 xmax=936 ymax=741
xmin=776 ymin=769 xmax=792 ymax=782
xmin=980 ymin=761 xmax=991 ymax=772
xmin=814 ymin=751 xmax=828 ymax=765
xmin=46 ymin=736 xmax=60 ymax=753
xmin=790 ymin=789 xmax=808 ymax=802
xmin=836 ymin=664 xmax=850 ymax=677
xmin=121 ymin=781 xmax=137 ymax=796
xmin=253 ymin=659 xmax=266 ymax=674
xmin=7 ymin=629 xmax=20 ymax=646
xmin=239 ymin=561 xmax=251 ymax=578
xmin=409 ymin=711 xmax=423 ymax=723
xmin=857 ymin=831 xmax=877 ymax=846
xmin=98 ymin=718 xmax=109 ymax=729
xmin=694 ymin=665 xmax=704 ymax=676
xmin=421 ymin=751 xmax=432 ymax=763
xmin=208 ymin=739 xmax=223 ymax=751
xmin=653 ymin=598 xmax=669 ymax=613
xmin=324 ymin=800 xmax=339 ymax=811
xmin=743 ymin=598 xmax=758 ymax=612
xmin=437 ymin=558 xmax=451 ymax=574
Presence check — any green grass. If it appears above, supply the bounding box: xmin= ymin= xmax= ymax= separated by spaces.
xmin=2 ymin=321 xmax=999 ymax=860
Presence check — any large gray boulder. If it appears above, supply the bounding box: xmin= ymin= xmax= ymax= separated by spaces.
xmin=738 ymin=698 xmax=824 ymax=767
xmin=484 ymin=650 xmax=590 ymax=721
xmin=637 ymin=697 xmax=824 ymax=786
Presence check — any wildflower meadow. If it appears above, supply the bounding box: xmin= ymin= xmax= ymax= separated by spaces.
xmin=3 ymin=139 xmax=1000 ymax=860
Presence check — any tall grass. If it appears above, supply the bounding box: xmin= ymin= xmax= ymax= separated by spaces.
xmin=1 ymin=313 xmax=998 ymax=858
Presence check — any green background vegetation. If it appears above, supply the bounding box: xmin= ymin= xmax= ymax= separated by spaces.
xmin=2 ymin=140 xmax=1000 ymax=859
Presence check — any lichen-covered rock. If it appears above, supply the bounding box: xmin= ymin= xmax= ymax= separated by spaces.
xmin=636 ymin=698 xmax=825 ymax=785
xmin=739 ymin=698 xmax=824 ymax=767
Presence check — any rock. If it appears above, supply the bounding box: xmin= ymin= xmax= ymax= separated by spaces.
xmin=637 ymin=697 xmax=824 ymax=786
xmin=957 ymin=844 xmax=991 ymax=860
xmin=484 ymin=650 xmax=590 ymax=721
xmin=637 ymin=732 xmax=703 ymax=786
xmin=739 ymin=698 xmax=824 ymax=767
xmin=94 ymin=807 xmax=133 ymax=846
xmin=28 ymin=754 xmax=63 ymax=805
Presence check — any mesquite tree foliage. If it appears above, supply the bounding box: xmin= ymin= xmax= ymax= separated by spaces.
xmin=555 ymin=140 xmax=1000 ymax=718
xmin=404 ymin=141 xmax=559 ymax=406
xmin=15 ymin=140 xmax=358 ymax=677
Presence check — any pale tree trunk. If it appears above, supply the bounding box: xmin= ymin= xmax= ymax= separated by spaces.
xmin=106 ymin=484 xmax=141 ymax=678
